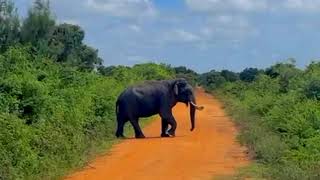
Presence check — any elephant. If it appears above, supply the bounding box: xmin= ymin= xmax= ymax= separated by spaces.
xmin=115 ymin=78 xmax=204 ymax=139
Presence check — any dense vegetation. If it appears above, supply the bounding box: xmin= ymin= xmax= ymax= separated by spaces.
xmin=0 ymin=1 xmax=174 ymax=179
xmin=200 ymin=61 xmax=320 ymax=179
xmin=2 ymin=0 xmax=320 ymax=180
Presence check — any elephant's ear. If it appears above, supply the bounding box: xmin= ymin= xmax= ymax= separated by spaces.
xmin=174 ymin=83 xmax=179 ymax=95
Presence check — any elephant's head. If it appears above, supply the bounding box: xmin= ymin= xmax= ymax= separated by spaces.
xmin=173 ymin=79 xmax=204 ymax=131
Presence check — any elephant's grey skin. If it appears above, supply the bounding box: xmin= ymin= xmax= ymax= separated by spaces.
xmin=115 ymin=78 xmax=202 ymax=139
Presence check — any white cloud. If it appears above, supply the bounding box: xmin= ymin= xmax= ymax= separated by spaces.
xmin=164 ymin=29 xmax=201 ymax=43
xmin=185 ymin=0 xmax=267 ymax=12
xmin=200 ymin=15 xmax=258 ymax=41
xmin=128 ymin=24 xmax=141 ymax=32
xmin=85 ymin=0 xmax=157 ymax=18
xmin=185 ymin=0 xmax=320 ymax=12
xmin=159 ymin=14 xmax=257 ymax=48
xmin=283 ymin=0 xmax=320 ymax=11
xmin=174 ymin=29 xmax=201 ymax=42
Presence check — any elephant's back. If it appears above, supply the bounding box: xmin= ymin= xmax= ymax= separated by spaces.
xmin=116 ymin=85 xmax=163 ymax=117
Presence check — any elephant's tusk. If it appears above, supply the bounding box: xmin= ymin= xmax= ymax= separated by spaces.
xmin=190 ymin=101 xmax=204 ymax=111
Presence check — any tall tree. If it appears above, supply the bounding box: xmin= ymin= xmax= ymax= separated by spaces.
xmin=220 ymin=70 xmax=239 ymax=82
xmin=239 ymin=68 xmax=259 ymax=82
xmin=77 ymin=44 xmax=102 ymax=71
xmin=47 ymin=23 xmax=84 ymax=61
xmin=0 ymin=0 xmax=20 ymax=52
xmin=47 ymin=23 xmax=102 ymax=70
xmin=174 ymin=66 xmax=199 ymax=86
xmin=20 ymin=0 xmax=55 ymax=49
xmin=199 ymin=70 xmax=226 ymax=89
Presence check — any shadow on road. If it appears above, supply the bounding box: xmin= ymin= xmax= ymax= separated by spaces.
xmin=123 ymin=135 xmax=186 ymax=140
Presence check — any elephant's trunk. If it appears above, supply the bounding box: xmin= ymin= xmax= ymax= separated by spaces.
xmin=190 ymin=100 xmax=196 ymax=131
xmin=190 ymin=101 xmax=204 ymax=111
xmin=189 ymin=94 xmax=204 ymax=131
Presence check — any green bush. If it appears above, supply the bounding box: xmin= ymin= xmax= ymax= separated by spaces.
xmin=305 ymin=80 xmax=320 ymax=100
xmin=220 ymin=69 xmax=239 ymax=82
xmin=199 ymin=70 xmax=226 ymax=90
xmin=239 ymin=68 xmax=260 ymax=82
xmin=174 ymin=66 xmax=199 ymax=86
xmin=210 ymin=61 xmax=320 ymax=179
xmin=0 ymin=46 xmax=174 ymax=180
xmin=0 ymin=1 xmax=178 ymax=179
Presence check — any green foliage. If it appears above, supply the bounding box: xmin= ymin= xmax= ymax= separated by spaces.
xmin=174 ymin=66 xmax=199 ymax=86
xmin=209 ymin=61 xmax=320 ymax=179
xmin=199 ymin=70 xmax=240 ymax=91
xmin=220 ymin=69 xmax=239 ymax=82
xmin=47 ymin=23 xmax=84 ymax=61
xmin=20 ymin=0 xmax=55 ymax=47
xmin=199 ymin=70 xmax=226 ymax=90
xmin=1 ymin=0 xmax=102 ymax=71
xmin=265 ymin=62 xmax=302 ymax=93
xmin=305 ymin=80 xmax=320 ymax=100
xmin=98 ymin=65 xmax=116 ymax=76
xmin=265 ymin=61 xmax=300 ymax=79
xmin=0 ymin=1 xmax=177 ymax=180
xmin=0 ymin=0 xmax=20 ymax=52
xmin=47 ymin=24 xmax=102 ymax=70
xmin=132 ymin=63 xmax=175 ymax=80
xmin=0 ymin=46 xmax=174 ymax=180
xmin=239 ymin=68 xmax=260 ymax=82
xmin=99 ymin=63 xmax=174 ymax=85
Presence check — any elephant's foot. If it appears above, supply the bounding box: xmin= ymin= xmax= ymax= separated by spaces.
xmin=161 ymin=133 xmax=170 ymax=137
xmin=167 ymin=129 xmax=176 ymax=137
xmin=115 ymin=133 xmax=125 ymax=138
xmin=135 ymin=134 xmax=146 ymax=139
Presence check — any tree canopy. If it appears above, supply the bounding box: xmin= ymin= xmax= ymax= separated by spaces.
xmin=0 ymin=0 xmax=102 ymax=71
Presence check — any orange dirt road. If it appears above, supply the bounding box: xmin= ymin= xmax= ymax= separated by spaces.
xmin=65 ymin=90 xmax=249 ymax=180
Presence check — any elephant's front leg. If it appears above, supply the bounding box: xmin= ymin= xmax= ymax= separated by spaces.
xmin=167 ymin=116 xmax=177 ymax=137
xmin=161 ymin=118 xmax=170 ymax=137
xmin=160 ymin=109 xmax=176 ymax=137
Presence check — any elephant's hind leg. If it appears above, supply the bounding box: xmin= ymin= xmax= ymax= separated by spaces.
xmin=116 ymin=115 xmax=127 ymax=138
xmin=129 ymin=118 xmax=145 ymax=138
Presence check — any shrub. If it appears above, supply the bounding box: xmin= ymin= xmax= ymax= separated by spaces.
xmin=199 ymin=70 xmax=226 ymax=90
xmin=239 ymin=68 xmax=259 ymax=82
xmin=212 ymin=60 xmax=320 ymax=179
xmin=305 ymin=80 xmax=320 ymax=100
xmin=220 ymin=69 xmax=239 ymax=82
xmin=0 ymin=46 xmax=174 ymax=179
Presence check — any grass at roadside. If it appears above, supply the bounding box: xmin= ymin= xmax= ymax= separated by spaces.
xmin=202 ymin=63 xmax=320 ymax=180
xmin=212 ymin=90 xmax=316 ymax=180
xmin=213 ymin=163 xmax=267 ymax=180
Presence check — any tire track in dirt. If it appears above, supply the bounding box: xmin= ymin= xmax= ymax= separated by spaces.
xmin=65 ymin=89 xmax=249 ymax=180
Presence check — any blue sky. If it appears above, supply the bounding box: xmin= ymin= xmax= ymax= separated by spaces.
xmin=15 ymin=0 xmax=320 ymax=72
